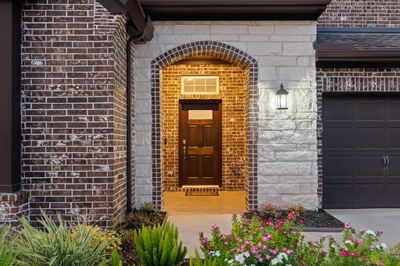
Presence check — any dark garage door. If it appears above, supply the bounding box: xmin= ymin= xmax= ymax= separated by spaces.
xmin=323 ymin=94 xmax=400 ymax=208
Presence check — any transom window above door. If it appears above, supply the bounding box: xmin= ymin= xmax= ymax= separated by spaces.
xmin=181 ymin=76 xmax=219 ymax=95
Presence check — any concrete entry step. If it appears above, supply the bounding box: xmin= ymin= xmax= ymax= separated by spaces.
xmin=163 ymin=191 xmax=247 ymax=214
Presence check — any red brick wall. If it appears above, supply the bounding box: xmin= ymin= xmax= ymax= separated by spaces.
xmin=161 ymin=64 xmax=249 ymax=191
xmin=14 ymin=0 xmax=131 ymax=226
xmin=319 ymin=0 xmax=400 ymax=28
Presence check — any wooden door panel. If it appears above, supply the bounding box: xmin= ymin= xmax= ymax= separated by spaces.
xmin=179 ymin=100 xmax=221 ymax=186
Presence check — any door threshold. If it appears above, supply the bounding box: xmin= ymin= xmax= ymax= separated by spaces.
xmin=181 ymin=185 xmax=220 ymax=189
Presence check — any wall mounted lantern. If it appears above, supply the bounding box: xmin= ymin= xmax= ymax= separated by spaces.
xmin=276 ymin=83 xmax=289 ymax=110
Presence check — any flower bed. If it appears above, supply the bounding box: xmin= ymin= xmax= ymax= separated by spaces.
xmin=199 ymin=211 xmax=400 ymax=265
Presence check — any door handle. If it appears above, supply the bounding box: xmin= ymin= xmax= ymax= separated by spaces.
xmin=383 ymin=155 xmax=387 ymax=170
xmin=386 ymin=155 xmax=390 ymax=171
xmin=183 ymin=139 xmax=187 ymax=159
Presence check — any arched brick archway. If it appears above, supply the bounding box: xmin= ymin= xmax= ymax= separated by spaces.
xmin=151 ymin=40 xmax=259 ymax=210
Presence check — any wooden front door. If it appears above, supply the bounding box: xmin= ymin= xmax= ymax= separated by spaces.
xmin=179 ymin=100 xmax=222 ymax=186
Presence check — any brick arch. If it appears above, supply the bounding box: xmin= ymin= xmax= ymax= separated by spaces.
xmin=151 ymin=40 xmax=259 ymax=210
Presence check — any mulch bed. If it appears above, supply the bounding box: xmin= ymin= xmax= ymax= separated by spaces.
xmin=116 ymin=209 xmax=167 ymax=265
xmin=245 ymin=210 xmax=344 ymax=231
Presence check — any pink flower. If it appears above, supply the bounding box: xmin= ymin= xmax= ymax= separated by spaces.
xmin=290 ymin=210 xmax=296 ymax=215
xmin=378 ymin=229 xmax=384 ymax=235
xmin=257 ymin=256 xmax=263 ymax=263
xmin=251 ymin=247 xmax=258 ymax=254
xmin=236 ymin=237 xmax=243 ymax=243
xmin=211 ymin=224 xmax=219 ymax=230
xmin=341 ymin=250 xmax=351 ymax=257
xmin=287 ymin=249 xmax=294 ymax=255
xmin=201 ymin=238 xmax=208 ymax=245
xmin=353 ymin=252 xmax=360 ymax=257
xmin=224 ymin=241 xmax=229 ymax=246
xmin=345 ymin=223 xmax=352 ymax=229
xmin=259 ymin=226 xmax=264 ymax=231
xmin=288 ymin=216 xmax=294 ymax=221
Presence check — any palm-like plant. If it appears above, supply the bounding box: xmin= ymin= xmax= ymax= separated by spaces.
xmin=15 ymin=211 xmax=109 ymax=266
xmin=0 ymin=226 xmax=15 ymax=266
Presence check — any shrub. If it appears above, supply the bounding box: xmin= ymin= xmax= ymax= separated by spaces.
xmin=189 ymin=250 xmax=218 ymax=266
xmin=200 ymin=212 xmax=302 ymax=265
xmin=298 ymin=225 xmax=400 ymax=266
xmin=14 ymin=212 xmax=109 ymax=266
xmin=116 ymin=205 xmax=166 ymax=232
xmin=100 ymin=250 xmax=124 ymax=266
xmin=200 ymin=213 xmax=400 ymax=266
xmin=134 ymin=222 xmax=187 ymax=266
xmin=77 ymin=225 xmax=122 ymax=252
xmin=0 ymin=226 xmax=15 ymax=266
xmin=260 ymin=203 xmax=279 ymax=218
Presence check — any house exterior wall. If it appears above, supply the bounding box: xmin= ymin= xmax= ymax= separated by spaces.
xmin=319 ymin=0 xmax=400 ymax=28
xmin=135 ymin=21 xmax=319 ymax=210
xmin=161 ymin=64 xmax=248 ymax=192
xmin=0 ymin=0 xmax=134 ymax=226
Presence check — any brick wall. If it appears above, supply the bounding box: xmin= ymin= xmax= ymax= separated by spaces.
xmin=161 ymin=64 xmax=248 ymax=191
xmin=316 ymin=68 xmax=400 ymax=206
xmin=319 ymin=0 xmax=400 ymax=28
xmin=0 ymin=0 xmax=132 ymax=227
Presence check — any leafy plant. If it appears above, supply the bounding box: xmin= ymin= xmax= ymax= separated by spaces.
xmin=14 ymin=211 xmax=109 ymax=266
xmin=100 ymin=250 xmax=124 ymax=266
xmin=189 ymin=250 xmax=217 ymax=266
xmin=76 ymin=225 xmax=122 ymax=252
xmin=0 ymin=226 xmax=15 ymax=266
xmin=134 ymin=222 xmax=187 ymax=266
xmin=116 ymin=206 xmax=166 ymax=232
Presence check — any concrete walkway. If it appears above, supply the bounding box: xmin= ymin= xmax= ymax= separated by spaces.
xmin=169 ymin=209 xmax=400 ymax=257
xmin=324 ymin=209 xmax=400 ymax=246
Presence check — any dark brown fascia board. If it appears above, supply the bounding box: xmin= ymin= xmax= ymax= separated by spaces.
xmin=316 ymin=50 xmax=400 ymax=67
xmin=139 ymin=0 xmax=332 ymax=20
xmin=97 ymin=0 xmax=153 ymax=42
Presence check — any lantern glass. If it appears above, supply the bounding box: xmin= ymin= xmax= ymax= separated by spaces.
xmin=276 ymin=83 xmax=289 ymax=110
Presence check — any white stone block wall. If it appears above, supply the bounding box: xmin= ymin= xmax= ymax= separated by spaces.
xmin=134 ymin=21 xmax=318 ymax=209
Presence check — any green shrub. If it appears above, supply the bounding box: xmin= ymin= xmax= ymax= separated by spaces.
xmin=100 ymin=250 xmax=124 ymax=266
xmin=14 ymin=212 xmax=109 ymax=266
xmin=0 ymin=226 xmax=15 ymax=266
xmin=134 ymin=222 xmax=187 ymax=266
xmin=189 ymin=250 xmax=217 ymax=266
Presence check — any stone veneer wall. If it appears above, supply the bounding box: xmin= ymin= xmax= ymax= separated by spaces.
xmin=316 ymin=68 xmax=400 ymax=206
xmin=318 ymin=0 xmax=400 ymax=28
xmin=161 ymin=64 xmax=248 ymax=191
xmin=0 ymin=0 xmax=133 ymax=227
xmin=135 ymin=21 xmax=318 ymax=210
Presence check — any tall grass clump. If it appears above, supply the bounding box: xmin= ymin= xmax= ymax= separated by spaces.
xmin=14 ymin=212 xmax=109 ymax=266
xmin=0 ymin=226 xmax=15 ymax=266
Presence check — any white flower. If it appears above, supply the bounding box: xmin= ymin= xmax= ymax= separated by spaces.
xmin=345 ymin=240 xmax=353 ymax=245
xmin=366 ymin=230 xmax=376 ymax=236
xmin=271 ymin=258 xmax=280 ymax=265
xmin=381 ymin=243 xmax=388 ymax=249
xmin=227 ymin=259 xmax=234 ymax=264
xmin=235 ymin=254 xmax=245 ymax=264
xmin=243 ymin=252 xmax=250 ymax=258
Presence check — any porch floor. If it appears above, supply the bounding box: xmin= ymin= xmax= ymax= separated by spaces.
xmin=163 ymin=191 xmax=247 ymax=214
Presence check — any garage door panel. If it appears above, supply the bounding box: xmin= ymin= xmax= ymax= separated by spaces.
xmin=354 ymin=156 xmax=384 ymax=177
xmin=324 ymin=156 xmax=352 ymax=177
xmin=385 ymin=184 xmax=400 ymax=205
xmin=387 ymin=128 xmax=400 ymax=149
xmin=355 ymin=100 xmax=385 ymax=120
xmin=356 ymin=128 xmax=385 ymax=149
xmin=354 ymin=184 xmax=384 ymax=207
xmin=324 ymin=99 xmax=354 ymax=120
xmin=386 ymin=100 xmax=400 ymax=120
xmin=386 ymin=155 xmax=400 ymax=178
xmin=324 ymin=184 xmax=353 ymax=208
xmin=324 ymin=128 xmax=353 ymax=149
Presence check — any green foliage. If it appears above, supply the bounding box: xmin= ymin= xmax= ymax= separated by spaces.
xmin=14 ymin=211 xmax=109 ymax=266
xmin=189 ymin=250 xmax=217 ymax=266
xmin=0 ymin=226 xmax=15 ymax=266
xmin=116 ymin=206 xmax=166 ymax=232
xmin=134 ymin=222 xmax=187 ymax=266
xmin=100 ymin=250 xmax=124 ymax=266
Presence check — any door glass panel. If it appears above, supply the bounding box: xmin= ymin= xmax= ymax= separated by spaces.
xmin=188 ymin=110 xmax=213 ymax=120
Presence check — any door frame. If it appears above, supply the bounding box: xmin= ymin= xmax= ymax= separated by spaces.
xmin=178 ymin=99 xmax=222 ymax=187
